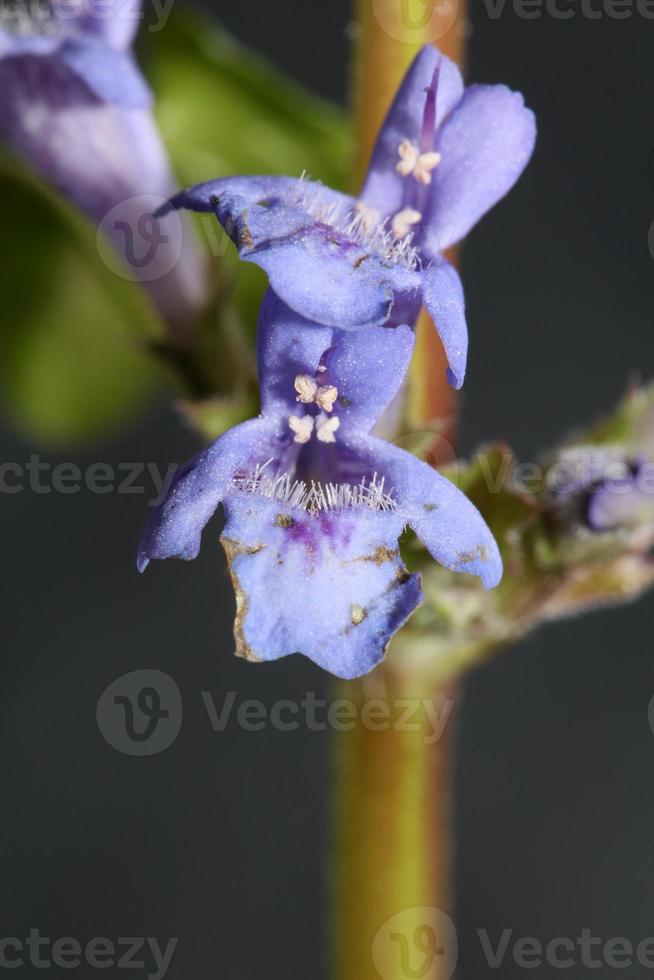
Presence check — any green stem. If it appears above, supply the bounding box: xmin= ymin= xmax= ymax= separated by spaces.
xmin=331 ymin=673 xmax=457 ymax=980
xmin=330 ymin=4 xmax=468 ymax=977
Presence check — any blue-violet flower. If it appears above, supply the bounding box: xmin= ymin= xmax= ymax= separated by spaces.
xmin=157 ymin=44 xmax=536 ymax=387
xmin=138 ymin=289 xmax=502 ymax=679
xmin=0 ymin=0 xmax=206 ymax=323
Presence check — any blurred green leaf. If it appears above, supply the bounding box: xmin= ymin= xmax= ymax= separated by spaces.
xmin=176 ymin=391 xmax=259 ymax=441
xmin=146 ymin=9 xmax=350 ymax=187
xmin=0 ymin=158 xmax=167 ymax=444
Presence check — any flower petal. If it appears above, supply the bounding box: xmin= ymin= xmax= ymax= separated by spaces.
xmin=324 ymin=322 xmax=415 ymax=433
xmin=0 ymin=58 xmax=160 ymax=209
xmin=588 ymin=472 xmax=654 ymax=531
xmin=0 ymin=32 xmax=58 ymax=58
xmin=161 ymin=175 xmax=421 ymax=328
xmin=257 ymin=290 xmax=415 ymax=436
xmin=0 ymin=35 xmax=152 ymax=109
xmin=254 ymin=230 xmax=421 ymax=329
xmin=258 ymin=289 xmax=334 ymax=417
xmin=137 ymin=418 xmax=277 ymax=571
xmin=0 ymin=51 xmax=205 ymax=323
xmin=360 ymin=45 xmax=464 ymax=218
xmin=421 ymin=84 xmax=536 ymax=255
xmin=62 ymin=0 xmax=143 ymax=51
xmin=421 ymin=259 xmax=468 ymax=389
xmin=159 ymin=174 xmax=304 ymax=217
xmin=57 ymin=38 xmax=152 ymax=108
xmin=221 ymin=493 xmax=422 ymax=679
xmin=348 ymin=435 xmax=503 ymax=589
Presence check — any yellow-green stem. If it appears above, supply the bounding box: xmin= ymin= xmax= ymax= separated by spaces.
xmin=331 ymin=674 xmax=457 ymax=980
xmin=330 ymin=4 xmax=467 ymax=978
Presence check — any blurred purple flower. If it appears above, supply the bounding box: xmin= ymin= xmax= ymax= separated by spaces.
xmin=0 ymin=0 xmax=206 ymax=323
xmin=549 ymin=447 xmax=654 ymax=532
xmin=586 ymin=459 xmax=654 ymax=532
xmin=158 ymin=45 xmax=536 ymax=387
xmin=138 ymin=289 xmax=502 ymax=679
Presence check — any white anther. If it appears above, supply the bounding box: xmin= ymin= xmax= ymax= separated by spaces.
xmin=395 ymin=139 xmax=441 ymax=185
xmin=355 ymin=200 xmax=381 ymax=233
xmin=315 ymin=414 xmax=341 ymax=444
xmin=289 ymin=415 xmax=314 ymax=444
xmin=294 ymin=374 xmax=318 ymax=403
xmin=413 ymin=151 xmax=442 ymax=185
xmin=392 ymin=208 xmax=422 ymax=240
xmin=396 ymin=139 xmax=420 ymax=177
xmin=315 ymin=385 xmax=338 ymax=412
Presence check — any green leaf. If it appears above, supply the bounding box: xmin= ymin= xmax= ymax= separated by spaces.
xmin=145 ymin=10 xmax=350 ymax=188
xmin=0 ymin=158 xmax=167 ymax=444
xmin=175 ymin=391 xmax=259 ymax=441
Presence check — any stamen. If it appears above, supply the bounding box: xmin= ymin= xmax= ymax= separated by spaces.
xmin=288 ymin=179 xmax=421 ymax=271
xmin=315 ymin=385 xmax=338 ymax=413
xmin=288 ymin=415 xmax=314 ymax=444
xmin=294 ymin=374 xmax=338 ymax=413
xmin=413 ymin=152 xmax=441 ymax=185
xmin=294 ymin=374 xmax=318 ymax=404
xmin=315 ymin=414 xmax=340 ymax=444
xmin=395 ymin=139 xmax=441 ymax=185
xmin=395 ymin=139 xmax=420 ymax=177
xmin=232 ymin=464 xmax=397 ymax=515
xmin=392 ymin=208 xmax=422 ymax=240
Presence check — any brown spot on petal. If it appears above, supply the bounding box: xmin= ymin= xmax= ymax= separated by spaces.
xmin=221 ymin=537 xmax=265 ymax=664
xmin=350 ymin=604 xmax=367 ymax=625
xmin=274 ymin=513 xmax=295 ymax=528
xmin=458 ymin=544 xmax=490 ymax=565
xmin=359 ymin=545 xmax=399 ymax=565
xmin=423 ymin=502 xmax=439 ymax=512
xmin=238 ymin=225 xmax=254 ymax=250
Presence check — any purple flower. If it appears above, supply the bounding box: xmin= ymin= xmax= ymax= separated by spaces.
xmin=138 ymin=289 xmax=502 ymax=679
xmin=586 ymin=460 xmax=654 ymax=532
xmin=157 ymin=45 xmax=536 ymax=387
xmin=548 ymin=447 xmax=654 ymax=532
xmin=0 ymin=0 xmax=206 ymax=323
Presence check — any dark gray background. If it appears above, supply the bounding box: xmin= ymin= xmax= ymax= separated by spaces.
xmin=2 ymin=2 xmax=654 ymax=978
